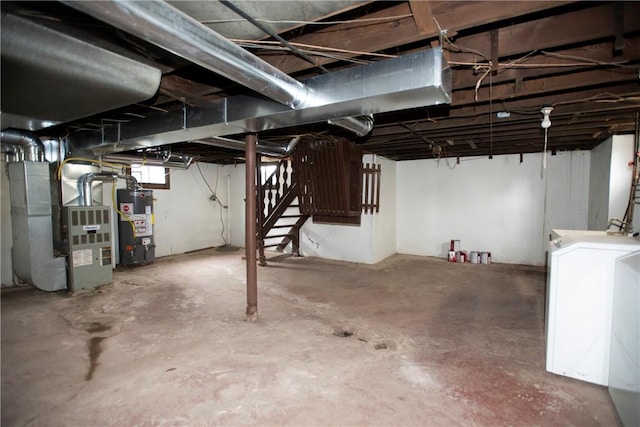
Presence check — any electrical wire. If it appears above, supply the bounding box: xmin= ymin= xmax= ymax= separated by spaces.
xmin=234 ymin=42 xmax=373 ymax=65
xmin=111 ymin=178 xmax=137 ymax=240
xmin=232 ymin=39 xmax=396 ymax=59
xmin=432 ymin=17 xmax=493 ymax=64
xmin=212 ymin=163 xmax=229 ymax=246
xmin=201 ymin=14 xmax=413 ymax=26
xmin=542 ymin=127 xmax=548 ymax=173
xmin=221 ymin=0 xmax=328 ymax=73
xmin=489 ymin=72 xmax=493 ymax=159
xmin=56 ymin=156 xmax=124 ymax=180
xmin=195 ymin=162 xmax=229 ymax=246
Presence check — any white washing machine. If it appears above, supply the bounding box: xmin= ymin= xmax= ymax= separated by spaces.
xmin=546 ymin=231 xmax=640 ymax=386
xmin=609 ymin=250 xmax=640 ymax=427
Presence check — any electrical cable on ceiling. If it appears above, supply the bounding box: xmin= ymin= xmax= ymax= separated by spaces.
xmin=232 ymin=39 xmax=397 ymax=58
xmin=201 ymin=14 xmax=414 ymax=26
xmin=233 ymin=42 xmax=373 ymax=65
xmin=220 ymin=0 xmax=328 ymax=73
xmin=489 ymin=72 xmax=493 ymax=159
xmin=232 ymin=39 xmax=397 ymax=66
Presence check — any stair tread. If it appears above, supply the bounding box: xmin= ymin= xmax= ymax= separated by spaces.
xmin=262 ymin=243 xmax=283 ymax=248
xmin=270 ymin=224 xmax=296 ymax=228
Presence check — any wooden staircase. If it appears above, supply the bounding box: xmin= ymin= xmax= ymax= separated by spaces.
xmin=257 ymin=158 xmax=309 ymax=266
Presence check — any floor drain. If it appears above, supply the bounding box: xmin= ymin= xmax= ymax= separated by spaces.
xmin=333 ymin=329 xmax=354 ymax=338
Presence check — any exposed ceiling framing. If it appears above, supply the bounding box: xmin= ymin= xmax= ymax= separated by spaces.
xmin=1 ymin=1 xmax=639 ymax=163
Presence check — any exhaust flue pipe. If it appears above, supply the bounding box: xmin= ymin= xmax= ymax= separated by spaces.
xmin=1 ymin=128 xmax=44 ymax=161
xmin=79 ymin=172 xmax=139 ymax=206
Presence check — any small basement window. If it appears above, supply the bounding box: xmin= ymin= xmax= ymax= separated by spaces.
xmin=128 ymin=165 xmax=170 ymax=190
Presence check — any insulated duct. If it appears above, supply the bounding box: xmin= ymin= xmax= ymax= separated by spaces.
xmin=1 ymin=128 xmax=44 ymax=161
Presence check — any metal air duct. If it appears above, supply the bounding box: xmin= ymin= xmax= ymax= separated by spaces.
xmin=62 ymin=0 xmax=374 ymax=133
xmin=68 ymin=47 xmax=451 ymax=154
xmin=328 ymin=115 xmax=374 ymax=137
xmin=63 ymin=0 xmax=309 ymax=110
xmin=1 ymin=128 xmax=44 ymax=161
xmin=1 ymin=13 xmax=162 ymax=130
xmin=101 ymin=153 xmax=194 ymax=169
xmin=7 ymin=162 xmax=67 ymax=291
xmin=78 ymin=172 xmax=139 ymax=207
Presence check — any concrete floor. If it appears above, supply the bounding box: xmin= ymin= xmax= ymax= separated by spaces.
xmin=2 ymin=249 xmax=619 ymax=426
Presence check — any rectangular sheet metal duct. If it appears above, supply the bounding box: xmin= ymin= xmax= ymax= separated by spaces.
xmin=69 ymin=47 xmax=451 ymax=154
xmin=8 ymin=162 xmax=67 ymax=291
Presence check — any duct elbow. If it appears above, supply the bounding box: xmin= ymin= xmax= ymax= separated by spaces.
xmin=0 ymin=128 xmax=44 ymax=162
xmin=328 ymin=115 xmax=374 ymax=137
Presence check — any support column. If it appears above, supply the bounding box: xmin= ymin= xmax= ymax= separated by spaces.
xmin=245 ymin=133 xmax=258 ymax=321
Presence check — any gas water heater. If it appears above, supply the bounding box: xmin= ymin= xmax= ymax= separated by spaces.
xmin=117 ymin=188 xmax=155 ymax=265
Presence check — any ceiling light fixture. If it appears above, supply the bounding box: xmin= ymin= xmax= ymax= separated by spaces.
xmin=540 ymin=106 xmax=553 ymax=129
xmin=540 ymin=106 xmax=553 ymax=174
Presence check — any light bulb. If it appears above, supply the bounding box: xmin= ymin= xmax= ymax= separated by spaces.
xmin=540 ymin=106 xmax=553 ymax=129
xmin=541 ymin=116 xmax=551 ymax=129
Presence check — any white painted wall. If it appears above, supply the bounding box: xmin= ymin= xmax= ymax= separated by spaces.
xmin=543 ymin=151 xmax=591 ymax=241
xmin=589 ymin=138 xmax=613 ymax=230
xmin=226 ymin=164 xmax=247 ymax=248
xmin=588 ymin=135 xmax=637 ymax=231
xmin=298 ymin=154 xmax=396 ymax=264
xmin=1 ymin=161 xmax=233 ymax=286
xmin=148 ymin=163 xmax=230 ymax=256
xmin=371 ymin=156 xmax=397 ymax=263
xmin=396 ymin=151 xmax=590 ymax=266
xmin=609 ymin=135 xmax=636 ymax=228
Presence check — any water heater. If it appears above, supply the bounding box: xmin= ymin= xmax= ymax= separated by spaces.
xmin=117 ymin=188 xmax=155 ymax=265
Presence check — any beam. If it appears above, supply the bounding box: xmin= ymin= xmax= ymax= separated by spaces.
xmin=256 ymin=1 xmax=571 ymax=75
xmin=409 ymin=1 xmax=437 ymax=35
xmin=453 ymin=68 xmax=638 ymax=106
xmin=449 ymin=3 xmax=640 ymax=64
xmin=451 ymin=39 xmax=640 ymax=90
xmin=371 ymin=84 xmax=640 ymax=136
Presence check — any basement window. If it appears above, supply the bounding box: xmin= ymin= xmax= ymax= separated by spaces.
xmin=128 ymin=165 xmax=170 ymax=190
